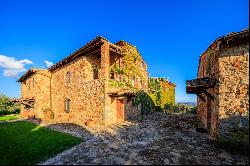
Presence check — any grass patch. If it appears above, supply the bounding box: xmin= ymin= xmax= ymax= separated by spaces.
xmin=0 ymin=114 xmax=19 ymax=121
xmin=0 ymin=121 xmax=82 ymax=165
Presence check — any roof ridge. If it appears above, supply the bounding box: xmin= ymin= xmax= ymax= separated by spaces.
xmin=48 ymin=36 xmax=108 ymax=71
xmin=221 ymin=28 xmax=249 ymax=39
xmin=115 ymin=40 xmax=136 ymax=48
xmin=199 ymin=28 xmax=249 ymax=57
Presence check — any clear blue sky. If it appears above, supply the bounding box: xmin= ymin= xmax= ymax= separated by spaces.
xmin=0 ymin=0 xmax=249 ymax=102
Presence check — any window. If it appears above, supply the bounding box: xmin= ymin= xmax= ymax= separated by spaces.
xmin=28 ymin=81 xmax=30 ymax=91
xmin=121 ymin=74 xmax=124 ymax=82
xmin=140 ymin=80 xmax=143 ymax=88
xmin=93 ymin=65 xmax=98 ymax=79
xmin=110 ymin=70 xmax=114 ymax=79
xmin=66 ymin=71 xmax=71 ymax=84
xmin=65 ymin=99 xmax=70 ymax=113
xmin=32 ymin=78 xmax=35 ymax=88
xmin=141 ymin=61 xmax=144 ymax=68
xmin=131 ymin=76 xmax=135 ymax=87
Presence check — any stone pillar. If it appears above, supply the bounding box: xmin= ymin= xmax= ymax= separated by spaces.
xmin=101 ymin=42 xmax=110 ymax=126
xmin=101 ymin=42 xmax=110 ymax=80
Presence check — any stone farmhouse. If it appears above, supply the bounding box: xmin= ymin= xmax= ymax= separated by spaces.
xmin=17 ymin=36 xmax=175 ymax=127
xmin=186 ymin=29 xmax=249 ymax=143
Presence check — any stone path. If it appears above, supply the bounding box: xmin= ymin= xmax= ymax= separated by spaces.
xmin=0 ymin=119 xmax=23 ymax=124
xmin=38 ymin=113 xmax=249 ymax=165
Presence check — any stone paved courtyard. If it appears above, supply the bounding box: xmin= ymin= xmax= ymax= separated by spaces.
xmin=39 ymin=113 xmax=249 ymax=165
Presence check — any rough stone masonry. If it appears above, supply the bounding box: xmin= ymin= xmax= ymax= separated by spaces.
xmin=17 ymin=36 xmax=176 ymax=129
xmin=186 ymin=28 xmax=249 ymax=145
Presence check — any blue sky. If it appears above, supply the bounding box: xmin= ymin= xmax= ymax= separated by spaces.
xmin=0 ymin=0 xmax=249 ymax=102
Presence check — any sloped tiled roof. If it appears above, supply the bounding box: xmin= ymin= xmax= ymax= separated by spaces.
xmin=48 ymin=36 xmax=125 ymax=71
xmin=17 ymin=68 xmax=47 ymax=82
xmin=197 ymin=28 xmax=249 ymax=77
xmin=200 ymin=28 xmax=249 ymax=57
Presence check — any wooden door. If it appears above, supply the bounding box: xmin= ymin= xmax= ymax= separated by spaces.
xmin=116 ymin=99 xmax=124 ymax=121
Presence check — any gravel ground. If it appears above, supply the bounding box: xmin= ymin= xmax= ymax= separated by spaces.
xmin=38 ymin=112 xmax=249 ymax=165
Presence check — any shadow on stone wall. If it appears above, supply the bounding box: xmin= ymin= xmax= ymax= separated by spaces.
xmin=217 ymin=114 xmax=249 ymax=153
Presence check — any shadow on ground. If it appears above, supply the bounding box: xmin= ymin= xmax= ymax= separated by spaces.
xmin=34 ymin=112 xmax=249 ymax=165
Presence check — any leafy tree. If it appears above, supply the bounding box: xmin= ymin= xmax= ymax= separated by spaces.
xmin=0 ymin=93 xmax=20 ymax=115
xmin=0 ymin=94 xmax=13 ymax=111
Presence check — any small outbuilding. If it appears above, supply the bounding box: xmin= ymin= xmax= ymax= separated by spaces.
xmin=186 ymin=29 xmax=249 ymax=145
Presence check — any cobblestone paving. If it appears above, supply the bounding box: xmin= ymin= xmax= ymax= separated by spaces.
xmin=39 ymin=113 xmax=249 ymax=165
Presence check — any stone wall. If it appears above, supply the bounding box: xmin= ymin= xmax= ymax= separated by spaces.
xmin=50 ymin=52 xmax=105 ymax=127
xmin=104 ymin=41 xmax=149 ymax=124
xmin=160 ymin=81 xmax=176 ymax=107
xmin=19 ymin=38 xmax=163 ymax=128
xmin=197 ymin=44 xmax=220 ymax=137
xmin=20 ymin=70 xmax=51 ymax=119
xmin=197 ymin=39 xmax=249 ymax=143
xmin=124 ymin=98 xmax=141 ymax=120
xmin=104 ymin=95 xmax=141 ymax=125
xmin=218 ymin=43 xmax=249 ymax=141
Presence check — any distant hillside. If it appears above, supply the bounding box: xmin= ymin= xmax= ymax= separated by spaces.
xmin=176 ymin=102 xmax=197 ymax=106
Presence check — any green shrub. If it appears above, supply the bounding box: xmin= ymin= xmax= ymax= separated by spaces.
xmin=0 ymin=110 xmax=11 ymax=115
xmin=172 ymin=103 xmax=197 ymax=114
xmin=154 ymin=106 xmax=163 ymax=112
xmin=0 ymin=93 xmax=21 ymax=115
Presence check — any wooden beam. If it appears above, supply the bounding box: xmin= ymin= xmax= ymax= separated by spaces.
xmin=200 ymin=88 xmax=214 ymax=100
xmin=197 ymin=94 xmax=206 ymax=102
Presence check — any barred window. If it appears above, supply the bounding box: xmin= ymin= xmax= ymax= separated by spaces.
xmin=66 ymin=71 xmax=71 ymax=84
xmin=65 ymin=99 xmax=71 ymax=113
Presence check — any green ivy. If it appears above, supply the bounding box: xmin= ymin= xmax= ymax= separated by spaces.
xmin=132 ymin=90 xmax=154 ymax=114
xmin=148 ymin=77 xmax=175 ymax=111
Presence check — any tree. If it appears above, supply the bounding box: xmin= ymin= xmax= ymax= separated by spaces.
xmin=0 ymin=93 xmax=13 ymax=111
xmin=0 ymin=93 xmax=20 ymax=115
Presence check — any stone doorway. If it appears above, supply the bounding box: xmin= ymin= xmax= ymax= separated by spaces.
xmin=116 ymin=99 xmax=124 ymax=121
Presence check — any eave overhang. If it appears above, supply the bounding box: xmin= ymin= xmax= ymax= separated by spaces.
xmin=186 ymin=77 xmax=216 ymax=94
xmin=12 ymin=97 xmax=35 ymax=104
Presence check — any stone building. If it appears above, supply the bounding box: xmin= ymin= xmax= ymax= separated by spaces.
xmin=186 ymin=29 xmax=249 ymax=143
xmin=17 ymin=36 xmax=175 ymax=127
xmin=148 ymin=77 xmax=176 ymax=109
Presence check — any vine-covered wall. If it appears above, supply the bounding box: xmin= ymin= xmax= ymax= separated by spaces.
xmin=108 ymin=41 xmax=148 ymax=91
xmin=148 ymin=77 xmax=176 ymax=110
xmin=108 ymin=41 xmax=176 ymax=113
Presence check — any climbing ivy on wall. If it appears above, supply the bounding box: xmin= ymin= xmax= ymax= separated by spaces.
xmin=132 ymin=90 xmax=154 ymax=114
xmin=109 ymin=42 xmax=175 ymax=113
xmin=148 ymin=77 xmax=175 ymax=111
xmin=109 ymin=42 xmax=147 ymax=88
xmin=131 ymin=77 xmax=175 ymax=113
